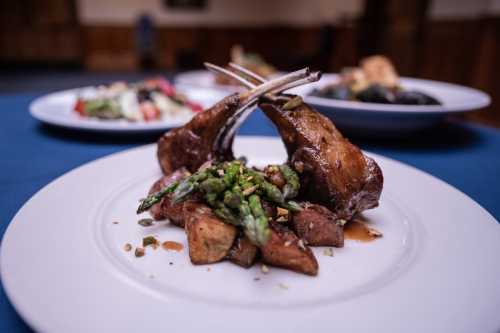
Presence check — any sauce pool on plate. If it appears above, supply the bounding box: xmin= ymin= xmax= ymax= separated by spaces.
xmin=344 ymin=220 xmax=382 ymax=242
xmin=162 ymin=241 xmax=184 ymax=252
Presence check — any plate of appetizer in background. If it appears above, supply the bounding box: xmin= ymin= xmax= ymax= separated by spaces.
xmin=290 ymin=56 xmax=491 ymax=136
xmin=30 ymin=78 xmax=228 ymax=133
xmin=175 ymin=45 xmax=277 ymax=91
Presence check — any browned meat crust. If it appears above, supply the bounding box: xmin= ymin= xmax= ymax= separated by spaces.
xmin=148 ymin=168 xmax=189 ymax=220
xmin=259 ymin=100 xmax=383 ymax=220
xmin=292 ymin=203 xmax=344 ymax=247
xmin=226 ymin=233 xmax=259 ymax=268
xmin=260 ymin=222 xmax=318 ymax=276
xmin=184 ymin=201 xmax=237 ymax=264
xmin=157 ymin=94 xmax=240 ymax=174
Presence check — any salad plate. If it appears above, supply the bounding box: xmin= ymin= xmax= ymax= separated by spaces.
xmin=30 ymin=83 xmax=229 ymax=134
xmin=290 ymin=74 xmax=491 ymax=136
xmin=1 ymin=136 xmax=500 ymax=333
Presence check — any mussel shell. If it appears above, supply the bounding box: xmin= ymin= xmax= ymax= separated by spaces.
xmin=394 ymin=90 xmax=441 ymax=105
xmin=355 ymin=84 xmax=395 ymax=104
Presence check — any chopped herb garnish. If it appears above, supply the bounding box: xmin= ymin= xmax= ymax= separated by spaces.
xmin=138 ymin=218 xmax=154 ymax=227
xmin=143 ymin=236 xmax=159 ymax=248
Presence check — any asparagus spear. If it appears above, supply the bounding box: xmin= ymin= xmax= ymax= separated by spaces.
xmin=213 ymin=202 xmax=240 ymax=226
xmin=248 ymin=194 xmax=271 ymax=245
xmin=205 ymin=192 xmax=218 ymax=206
xmin=223 ymin=161 xmax=240 ymax=186
xmin=137 ymin=181 xmax=178 ymax=214
xmin=171 ymin=169 xmax=212 ymax=204
xmin=245 ymin=169 xmax=284 ymax=203
xmin=279 ymin=165 xmax=300 ymax=199
xmin=199 ymin=177 xmax=226 ymax=194
xmin=237 ymin=201 xmax=260 ymax=246
xmin=281 ymin=200 xmax=303 ymax=213
xmin=223 ymin=188 xmax=242 ymax=208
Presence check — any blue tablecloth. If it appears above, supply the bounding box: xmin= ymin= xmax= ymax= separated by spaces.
xmin=1 ymin=90 xmax=499 ymax=332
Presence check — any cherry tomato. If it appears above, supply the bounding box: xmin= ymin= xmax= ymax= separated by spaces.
xmin=74 ymin=99 xmax=86 ymax=116
xmin=156 ymin=78 xmax=176 ymax=97
xmin=187 ymin=101 xmax=203 ymax=113
xmin=140 ymin=102 xmax=161 ymax=121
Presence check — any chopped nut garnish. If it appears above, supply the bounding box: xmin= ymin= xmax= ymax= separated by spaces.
xmin=143 ymin=236 xmax=159 ymax=248
xmin=275 ymin=216 xmax=288 ymax=223
xmin=278 ymin=283 xmax=289 ymax=290
xmin=323 ymin=248 xmax=334 ymax=257
xmin=336 ymin=219 xmax=347 ymax=226
xmin=261 ymin=264 xmax=270 ymax=274
xmin=242 ymin=185 xmax=258 ymax=196
xmin=367 ymin=227 xmax=383 ymax=237
xmin=297 ymin=239 xmax=306 ymax=251
xmin=276 ymin=207 xmax=289 ymax=217
xmin=138 ymin=218 xmax=154 ymax=227
xmin=284 ymin=240 xmax=292 ymax=247
xmin=135 ymin=247 xmax=145 ymax=258
xmin=123 ymin=243 xmax=132 ymax=252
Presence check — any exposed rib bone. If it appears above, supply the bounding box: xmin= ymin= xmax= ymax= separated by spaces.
xmin=272 ymin=71 xmax=322 ymax=94
xmin=227 ymin=62 xmax=321 ymax=95
xmin=204 ymin=63 xmax=321 ymax=156
xmin=228 ymin=62 xmax=267 ymax=84
xmin=240 ymin=67 xmax=310 ymax=103
xmin=205 ymin=62 xmax=310 ymax=103
xmin=204 ymin=62 xmax=255 ymax=89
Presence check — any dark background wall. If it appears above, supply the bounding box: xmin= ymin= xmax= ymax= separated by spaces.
xmin=1 ymin=0 xmax=499 ymax=126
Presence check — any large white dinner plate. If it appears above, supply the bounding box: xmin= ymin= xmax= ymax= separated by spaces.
xmin=290 ymin=74 xmax=491 ymax=136
xmin=29 ymin=84 xmax=228 ymax=134
xmin=1 ymin=136 xmax=500 ymax=332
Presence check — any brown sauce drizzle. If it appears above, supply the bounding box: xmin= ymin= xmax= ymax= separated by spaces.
xmin=344 ymin=219 xmax=382 ymax=242
xmin=162 ymin=241 xmax=184 ymax=252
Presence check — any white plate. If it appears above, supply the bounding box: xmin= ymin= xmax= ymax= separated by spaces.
xmin=1 ymin=136 xmax=500 ymax=332
xmin=29 ymin=84 xmax=229 ymax=134
xmin=290 ymin=74 xmax=491 ymax=136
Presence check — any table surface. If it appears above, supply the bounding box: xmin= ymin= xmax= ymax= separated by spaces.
xmin=1 ymin=74 xmax=500 ymax=332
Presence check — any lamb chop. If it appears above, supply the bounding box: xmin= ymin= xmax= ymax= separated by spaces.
xmin=259 ymin=98 xmax=383 ymax=220
xmin=213 ymin=63 xmax=383 ymax=221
